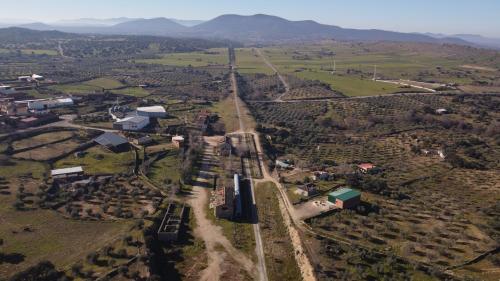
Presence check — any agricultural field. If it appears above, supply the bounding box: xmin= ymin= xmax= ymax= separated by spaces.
xmin=235 ymin=48 xmax=274 ymax=74
xmin=49 ymin=78 xmax=125 ymax=95
xmin=55 ymin=146 xmax=135 ymax=175
xmin=235 ymin=42 xmax=500 ymax=96
xmin=249 ymin=93 xmax=500 ymax=280
xmin=0 ymin=48 xmax=58 ymax=55
xmin=137 ymin=48 xmax=228 ymax=67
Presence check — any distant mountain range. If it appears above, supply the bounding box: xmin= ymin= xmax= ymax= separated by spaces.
xmin=424 ymin=33 xmax=500 ymax=49
xmin=1 ymin=14 xmax=498 ymax=48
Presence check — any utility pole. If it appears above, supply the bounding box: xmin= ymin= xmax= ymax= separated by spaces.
xmin=373 ymin=65 xmax=377 ymax=80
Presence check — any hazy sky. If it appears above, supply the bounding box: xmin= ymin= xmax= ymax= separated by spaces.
xmin=1 ymin=0 xmax=499 ymax=37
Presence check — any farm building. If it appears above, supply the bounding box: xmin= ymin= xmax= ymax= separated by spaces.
xmin=94 ymin=132 xmax=129 ymax=152
xmin=328 ymin=188 xmax=361 ymax=209
xmin=0 ymin=85 xmax=16 ymax=95
xmin=157 ymin=203 xmax=187 ymax=242
xmin=357 ymin=163 xmax=376 ymax=173
xmin=172 ymin=135 xmax=185 ymax=148
xmin=133 ymin=135 xmax=153 ymax=145
xmin=113 ymin=116 xmax=149 ymax=131
xmin=0 ymin=99 xmax=28 ymax=115
xmin=297 ymin=183 xmax=318 ymax=197
xmin=276 ymin=159 xmax=293 ymax=170
xmin=212 ymin=186 xmax=235 ymax=219
xmin=51 ymin=166 xmax=84 ymax=180
xmin=18 ymin=76 xmax=31 ymax=82
xmin=136 ymin=105 xmax=167 ymax=118
xmin=27 ymin=98 xmax=74 ymax=111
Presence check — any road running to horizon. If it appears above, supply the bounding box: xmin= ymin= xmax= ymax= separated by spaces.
xmin=230 ymin=47 xmax=317 ymax=281
xmin=230 ymin=50 xmax=269 ymax=281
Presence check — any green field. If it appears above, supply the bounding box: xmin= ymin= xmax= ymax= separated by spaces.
xmin=0 ymin=48 xmax=58 ymax=55
xmin=110 ymin=87 xmax=149 ymax=97
xmin=137 ymin=48 xmax=228 ymax=66
xmin=0 ymin=159 xmax=47 ymax=180
xmin=235 ymin=43 xmax=500 ymax=96
xmin=50 ymin=78 xmax=124 ymax=94
xmin=147 ymin=149 xmax=181 ymax=186
xmin=235 ymin=48 xmax=274 ymax=74
xmin=55 ymin=146 xmax=134 ymax=175
xmin=296 ymin=71 xmax=405 ymax=96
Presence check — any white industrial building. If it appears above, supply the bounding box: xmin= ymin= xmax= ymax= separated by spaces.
xmin=136 ymin=105 xmax=167 ymax=118
xmin=113 ymin=116 xmax=149 ymax=131
xmin=27 ymin=98 xmax=74 ymax=110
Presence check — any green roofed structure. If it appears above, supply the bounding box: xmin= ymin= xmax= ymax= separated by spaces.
xmin=328 ymin=188 xmax=361 ymax=209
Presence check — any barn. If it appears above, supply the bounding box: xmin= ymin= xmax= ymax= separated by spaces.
xmin=137 ymin=105 xmax=167 ymax=118
xmin=113 ymin=116 xmax=149 ymax=131
xmin=328 ymin=188 xmax=361 ymax=209
xmin=94 ymin=132 xmax=129 ymax=152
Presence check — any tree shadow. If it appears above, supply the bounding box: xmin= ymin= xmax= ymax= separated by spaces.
xmin=0 ymin=253 xmax=26 ymax=264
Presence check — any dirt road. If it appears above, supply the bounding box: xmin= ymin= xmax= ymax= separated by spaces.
xmin=254 ymin=48 xmax=290 ymax=102
xmin=188 ymin=137 xmax=257 ymax=281
xmin=230 ymin=50 xmax=269 ymax=280
xmin=230 ymin=54 xmax=317 ymax=281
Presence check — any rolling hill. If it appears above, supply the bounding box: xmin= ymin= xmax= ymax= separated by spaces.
xmin=4 ymin=14 xmax=479 ymax=46
xmin=188 ymin=14 xmax=467 ymax=44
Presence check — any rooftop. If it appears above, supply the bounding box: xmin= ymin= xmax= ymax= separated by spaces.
xmin=51 ymin=166 xmax=83 ymax=176
xmin=329 ymin=188 xmax=361 ymax=202
xmin=115 ymin=115 xmax=149 ymax=124
xmin=94 ymin=132 xmax=128 ymax=147
xmin=358 ymin=163 xmax=375 ymax=170
xmin=137 ymin=105 xmax=166 ymax=113
xmin=172 ymin=135 xmax=184 ymax=141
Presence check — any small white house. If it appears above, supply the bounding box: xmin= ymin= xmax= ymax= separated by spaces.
xmin=18 ymin=76 xmax=32 ymax=82
xmin=113 ymin=116 xmax=149 ymax=131
xmin=436 ymin=108 xmax=448 ymax=115
xmin=137 ymin=105 xmax=167 ymax=118
xmin=31 ymin=74 xmax=44 ymax=81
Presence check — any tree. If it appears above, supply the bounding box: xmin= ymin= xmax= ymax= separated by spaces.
xmin=86 ymin=252 xmax=99 ymax=264
xmin=9 ymin=260 xmax=64 ymax=281
xmin=13 ymin=199 xmax=24 ymax=210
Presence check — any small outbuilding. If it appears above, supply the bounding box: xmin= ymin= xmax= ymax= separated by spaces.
xmin=133 ymin=135 xmax=153 ymax=146
xmin=297 ymin=183 xmax=318 ymax=197
xmin=51 ymin=166 xmax=84 ymax=180
xmin=435 ymin=108 xmax=448 ymax=115
xmin=328 ymin=188 xmax=361 ymax=209
xmin=172 ymin=135 xmax=185 ymax=148
xmin=276 ymin=159 xmax=293 ymax=170
xmin=357 ymin=163 xmax=376 ymax=173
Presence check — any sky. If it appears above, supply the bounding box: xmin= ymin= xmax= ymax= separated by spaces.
xmin=0 ymin=0 xmax=499 ymax=37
